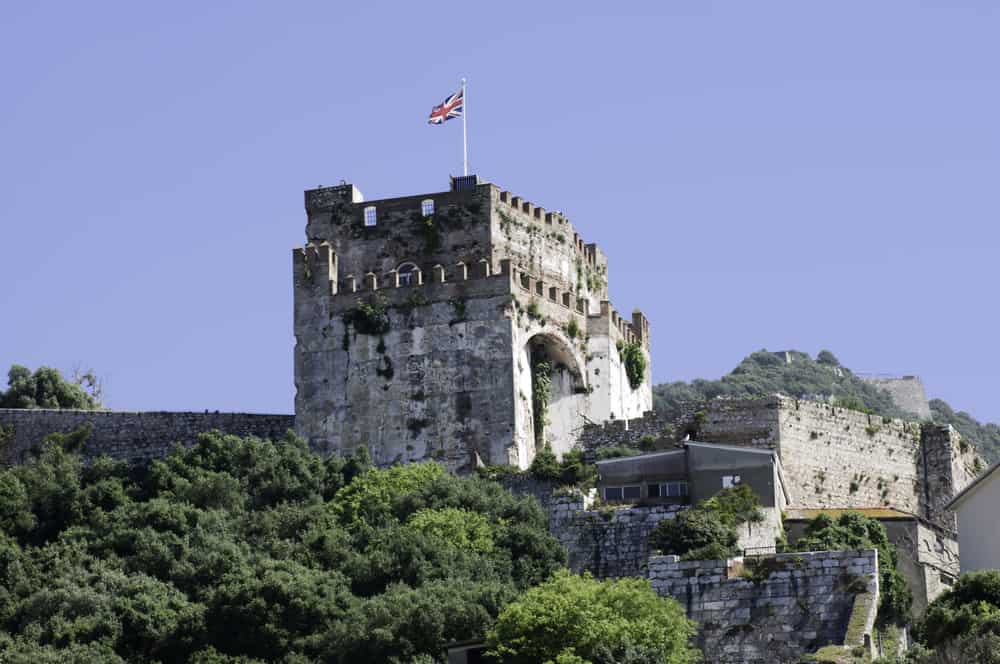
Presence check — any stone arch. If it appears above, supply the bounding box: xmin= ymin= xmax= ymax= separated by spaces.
xmin=520 ymin=331 xmax=589 ymax=463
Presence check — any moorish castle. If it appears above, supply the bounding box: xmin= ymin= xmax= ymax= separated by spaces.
xmin=0 ymin=175 xmax=986 ymax=662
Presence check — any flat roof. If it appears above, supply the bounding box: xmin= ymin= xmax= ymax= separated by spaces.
xmin=944 ymin=461 xmax=1000 ymax=511
xmin=594 ymin=449 xmax=684 ymax=465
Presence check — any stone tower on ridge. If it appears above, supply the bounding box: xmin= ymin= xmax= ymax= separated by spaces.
xmin=292 ymin=175 xmax=652 ymax=472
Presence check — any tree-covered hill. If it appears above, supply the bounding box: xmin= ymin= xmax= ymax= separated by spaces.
xmin=654 ymin=349 xmax=1000 ymax=464
xmin=0 ymin=429 xmax=698 ymax=663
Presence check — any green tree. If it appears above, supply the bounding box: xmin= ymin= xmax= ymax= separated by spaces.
xmin=647 ymin=485 xmax=763 ymax=560
xmin=0 ymin=365 xmax=101 ymax=410
xmin=486 ymin=570 xmax=700 ymax=664
xmin=794 ymin=512 xmax=912 ymax=625
xmin=915 ymin=570 xmax=1000 ymax=652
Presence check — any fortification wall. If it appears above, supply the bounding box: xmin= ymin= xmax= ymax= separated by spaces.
xmin=548 ymin=494 xmax=683 ymax=578
xmin=0 ymin=409 xmax=294 ymax=465
xmin=920 ymin=425 xmax=980 ymax=532
xmin=861 ymin=376 xmax=931 ymax=420
xmin=294 ymin=256 xmax=520 ymax=472
xmin=649 ymin=550 xmax=880 ymax=664
xmin=491 ymin=187 xmax=608 ymax=314
xmin=774 ymin=399 xmax=925 ymax=514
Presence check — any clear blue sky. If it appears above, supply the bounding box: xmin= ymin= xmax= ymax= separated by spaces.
xmin=2 ymin=2 xmax=997 ymax=421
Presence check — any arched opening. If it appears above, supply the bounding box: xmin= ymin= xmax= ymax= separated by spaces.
xmin=523 ymin=333 xmax=587 ymax=458
xmin=397 ymin=262 xmax=419 ymax=286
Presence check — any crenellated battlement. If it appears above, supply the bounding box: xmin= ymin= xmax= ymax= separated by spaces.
xmin=495 ymin=187 xmax=606 ymax=270
xmin=293 ymin=175 xmax=652 ymax=471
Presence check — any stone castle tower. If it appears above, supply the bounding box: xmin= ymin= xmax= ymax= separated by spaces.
xmin=292 ymin=175 xmax=652 ymax=472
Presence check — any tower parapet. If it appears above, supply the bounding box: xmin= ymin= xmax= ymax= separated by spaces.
xmin=293 ymin=177 xmax=652 ymax=471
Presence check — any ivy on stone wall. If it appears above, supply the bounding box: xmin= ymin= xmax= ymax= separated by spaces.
xmin=532 ymin=361 xmax=551 ymax=447
xmin=344 ymin=297 xmax=390 ymax=336
xmin=618 ymin=342 xmax=646 ymax=390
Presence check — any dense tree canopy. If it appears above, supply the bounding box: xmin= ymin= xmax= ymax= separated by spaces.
xmin=0 ymin=430 xmax=569 ymax=662
xmin=486 ymin=570 xmax=699 ymax=664
xmin=0 ymin=365 xmax=101 ymax=410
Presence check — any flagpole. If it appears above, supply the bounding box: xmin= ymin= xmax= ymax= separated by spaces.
xmin=461 ymin=77 xmax=468 ymax=176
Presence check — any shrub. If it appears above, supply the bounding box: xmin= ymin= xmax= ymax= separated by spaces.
xmin=649 ymin=509 xmax=738 ymax=560
xmin=793 ymin=512 xmax=911 ymax=626
xmin=486 ymin=570 xmax=700 ymax=664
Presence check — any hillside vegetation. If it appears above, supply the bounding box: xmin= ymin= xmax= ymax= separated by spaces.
xmin=653 ymin=349 xmax=1000 ymax=463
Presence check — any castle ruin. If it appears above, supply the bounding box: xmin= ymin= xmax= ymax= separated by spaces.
xmin=292 ymin=176 xmax=651 ymax=472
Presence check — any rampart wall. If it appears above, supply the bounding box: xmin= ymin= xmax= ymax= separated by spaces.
xmin=0 ymin=409 xmax=294 ymax=465
xmin=578 ymin=397 xmax=982 ymax=532
xmin=649 ymin=550 xmax=880 ymax=664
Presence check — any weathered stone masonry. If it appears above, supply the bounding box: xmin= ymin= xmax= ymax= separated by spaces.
xmin=579 ymin=396 xmax=982 ymax=532
xmin=649 ymin=550 xmax=880 ymax=664
xmin=0 ymin=409 xmax=294 ymax=465
xmin=294 ymin=178 xmax=652 ymax=473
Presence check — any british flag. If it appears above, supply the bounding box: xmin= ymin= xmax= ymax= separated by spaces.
xmin=427 ymin=88 xmax=464 ymax=125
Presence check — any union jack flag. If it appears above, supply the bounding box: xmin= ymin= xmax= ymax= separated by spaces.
xmin=428 ymin=88 xmax=464 ymax=125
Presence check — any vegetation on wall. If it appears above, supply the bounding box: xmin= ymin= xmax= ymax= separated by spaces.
xmin=532 ymin=361 xmax=551 ymax=448
xmin=0 ymin=431 xmax=569 ymax=662
xmin=344 ymin=296 xmax=390 ymax=336
xmin=648 ymin=485 xmax=764 ymax=561
xmin=0 ymin=365 xmax=102 ymax=410
xmin=485 ymin=570 xmax=700 ymax=664
xmin=618 ymin=342 xmax=646 ymax=390
xmin=792 ymin=511 xmax=911 ymax=626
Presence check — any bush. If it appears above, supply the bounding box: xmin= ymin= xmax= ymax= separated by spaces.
xmin=915 ymin=570 xmax=1000 ymax=651
xmin=0 ymin=365 xmax=101 ymax=410
xmin=648 ymin=509 xmax=738 ymax=560
xmin=486 ymin=570 xmax=700 ymax=664
xmin=794 ymin=512 xmax=912 ymax=626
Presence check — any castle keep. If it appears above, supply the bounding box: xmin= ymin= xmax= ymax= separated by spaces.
xmin=292 ymin=176 xmax=652 ymax=472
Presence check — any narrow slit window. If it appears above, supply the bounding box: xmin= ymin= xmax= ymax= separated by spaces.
xmin=364 ymin=206 xmax=377 ymax=227
xmin=421 ymin=199 xmax=435 ymax=217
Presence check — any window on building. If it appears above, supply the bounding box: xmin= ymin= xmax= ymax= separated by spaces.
xmin=397 ymin=262 xmax=418 ymax=286
xmin=648 ymin=482 xmax=688 ymax=498
xmin=603 ymin=486 xmax=640 ymax=501
xmin=722 ymin=475 xmax=742 ymax=489
xmin=364 ymin=206 xmax=377 ymax=227
xmin=421 ymin=199 xmax=434 ymax=216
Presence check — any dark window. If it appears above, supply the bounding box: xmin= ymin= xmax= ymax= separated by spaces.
xmin=647 ymin=483 xmax=661 ymax=498
xmin=623 ymin=486 xmax=641 ymax=500
xmin=666 ymin=481 xmax=689 ymax=498
xmin=604 ymin=487 xmax=623 ymax=500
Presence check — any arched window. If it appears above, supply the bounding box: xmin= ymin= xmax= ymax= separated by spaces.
xmin=364 ymin=206 xmax=377 ymax=226
xmin=397 ymin=262 xmax=419 ymax=286
xmin=421 ymin=199 xmax=435 ymax=217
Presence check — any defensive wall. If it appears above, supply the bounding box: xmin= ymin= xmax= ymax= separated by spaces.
xmin=578 ymin=396 xmax=982 ymax=532
xmin=649 ymin=549 xmax=880 ymax=664
xmin=860 ymin=375 xmax=931 ymax=420
xmin=0 ymin=409 xmax=294 ymax=465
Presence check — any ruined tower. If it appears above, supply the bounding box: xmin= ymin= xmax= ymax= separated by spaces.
xmin=292 ymin=176 xmax=652 ymax=472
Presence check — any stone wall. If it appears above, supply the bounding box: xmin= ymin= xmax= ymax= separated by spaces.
xmin=649 ymin=550 xmax=880 ymax=664
xmin=0 ymin=409 xmax=294 ymax=465
xmin=861 ymin=376 xmax=931 ymax=420
xmin=583 ymin=397 xmax=983 ymax=532
xmin=548 ymin=494 xmax=683 ymax=578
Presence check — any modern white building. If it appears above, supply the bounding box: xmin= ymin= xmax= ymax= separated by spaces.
xmin=945 ymin=462 xmax=1000 ymax=573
